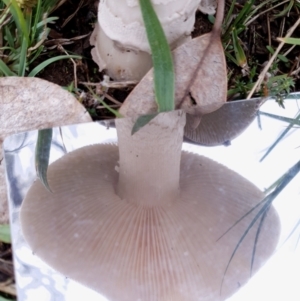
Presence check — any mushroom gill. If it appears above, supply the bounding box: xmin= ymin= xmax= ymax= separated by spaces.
xmin=184 ymin=98 xmax=262 ymax=146
xmin=20 ymin=111 xmax=280 ymax=301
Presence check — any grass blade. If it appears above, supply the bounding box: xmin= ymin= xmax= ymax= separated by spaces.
xmin=139 ymin=0 xmax=175 ymax=112
xmin=2 ymin=0 xmax=29 ymax=43
xmin=31 ymin=0 xmax=42 ymax=41
xmin=86 ymin=86 xmax=122 ymax=118
xmin=131 ymin=113 xmax=158 ymax=135
xmin=223 ymin=0 xmax=236 ymax=30
xmin=220 ymin=159 xmax=300 ymax=292
xmin=18 ymin=37 xmax=28 ymax=76
xmin=259 ymin=111 xmax=300 ymax=125
xmin=35 ymin=129 xmax=52 ymax=192
xmin=259 ymin=111 xmax=300 ymax=161
xmin=28 ymin=54 xmax=81 ymax=77
xmin=4 ymin=26 xmax=15 ymax=49
xmin=0 ymin=224 xmax=11 ymax=244
xmin=0 ymin=59 xmax=16 ymax=76
xmin=277 ymin=37 xmax=300 ymax=45
xmin=232 ymin=27 xmax=247 ymax=68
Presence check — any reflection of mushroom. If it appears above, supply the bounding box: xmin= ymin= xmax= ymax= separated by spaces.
xmin=20 ymin=107 xmax=280 ymax=300
xmin=0 ymin=77 xmax=91 ymax=224
xmin=184 ymin=98 xmax=262 ymax=146
xmin=90 ymin=0 xmax=216 ymax=81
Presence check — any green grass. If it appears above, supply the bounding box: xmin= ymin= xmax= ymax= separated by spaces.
xmin=0 ymin=0 xmax=79 ymax=76
xmin=222 ymin=0 xmax=300 ymax=99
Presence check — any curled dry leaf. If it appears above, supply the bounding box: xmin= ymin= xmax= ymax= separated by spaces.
xmin=184 ymin=98 xmax=262 ymax=146
xmin=120 ymin=0 xmax=227 ymax=117
xmin=0 ymin=77 xmax=92 ymax=224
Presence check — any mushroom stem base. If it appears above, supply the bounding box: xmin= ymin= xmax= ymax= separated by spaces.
xmin=115 ymin=111 xmax=186 ymax=207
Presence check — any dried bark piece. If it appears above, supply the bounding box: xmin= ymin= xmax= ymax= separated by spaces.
xmin=0 ymin=77 xmax=92 ymax=224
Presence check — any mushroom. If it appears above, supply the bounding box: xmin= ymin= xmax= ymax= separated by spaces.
xmin=20 ymin=1 xmax=279 ymax=298
xmin=20 ymin=108 xmax=280 ymax=301
xmin=184 ymin=98 xmax=263 ymax=146
xmin=0 ymin=77 xmax=91 ymax=224
xmin=90 ymin=0 xmax=217 ymax=81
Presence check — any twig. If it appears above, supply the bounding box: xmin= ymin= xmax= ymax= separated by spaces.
xmin=50 ymin=0 xmax=68 ymax=14
xmin=100 ymin=92 xmax=122 ymax=106
xmin=80 ymin=80 xmax=138 ymax=89
xmin=283 ymin=44 xmax=296 ymax=57
xmin=267 ymin=13 xmax=271 ymax=60
xmin=279 ymin=16 xmax=286 ymax=37
xmin=0 ymin=279 xmax=16 ymax=296
xmin=61 ymin=0 xmax=84 ymax=28
xmin=245 ymin=0 xmax=291 ymax=26
xmin=247 ymin=17 xmax=300 ymax=99
xmin=81 ymin=82 xmax=123 ymax=106
xmin=61 ymin=47 xmax=78 ymax=89
xmin=96 ymin=104 xmax=120 ymax=109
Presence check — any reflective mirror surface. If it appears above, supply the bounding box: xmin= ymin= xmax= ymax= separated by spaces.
xmin=3 ymin=96 xmax=300 ymax=301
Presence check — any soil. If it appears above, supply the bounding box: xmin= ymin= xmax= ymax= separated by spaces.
xmin=0 ymin=243 xmax=14 ymax=300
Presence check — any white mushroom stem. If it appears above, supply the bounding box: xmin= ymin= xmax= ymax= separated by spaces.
xmin=116 ymin=111 xmax=185 ymax=207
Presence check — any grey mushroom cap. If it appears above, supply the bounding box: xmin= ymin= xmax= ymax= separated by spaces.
xmin=20 ymin=142 xmax=280 ymax=301
xmin=184 ymin=98 xmax=262 ymax=146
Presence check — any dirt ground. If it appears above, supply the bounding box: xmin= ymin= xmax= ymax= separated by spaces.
xmin=33 ymin=0 xmax=300 ymax=120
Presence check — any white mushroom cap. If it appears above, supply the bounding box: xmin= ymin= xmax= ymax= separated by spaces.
xmin=90 ymin=23 xmax=153 ymax=81
xmin=91 ymin=0 xmax=198 ymax=80
xmin=0 ymin=77 xmax=91 ymax=224
xmin=91 ymin=0 xmax=220 ymax=81
xmin=20 ymin=112 xmax=280 ymax=301
xmin=99 ymin=0 xmax=200 ymax=53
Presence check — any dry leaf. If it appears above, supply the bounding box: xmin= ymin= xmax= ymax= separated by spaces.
xmin=119 ymin=33 xmax=227 ymax=117
xmin=0 ymin=77 xmax=92 ymax=224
